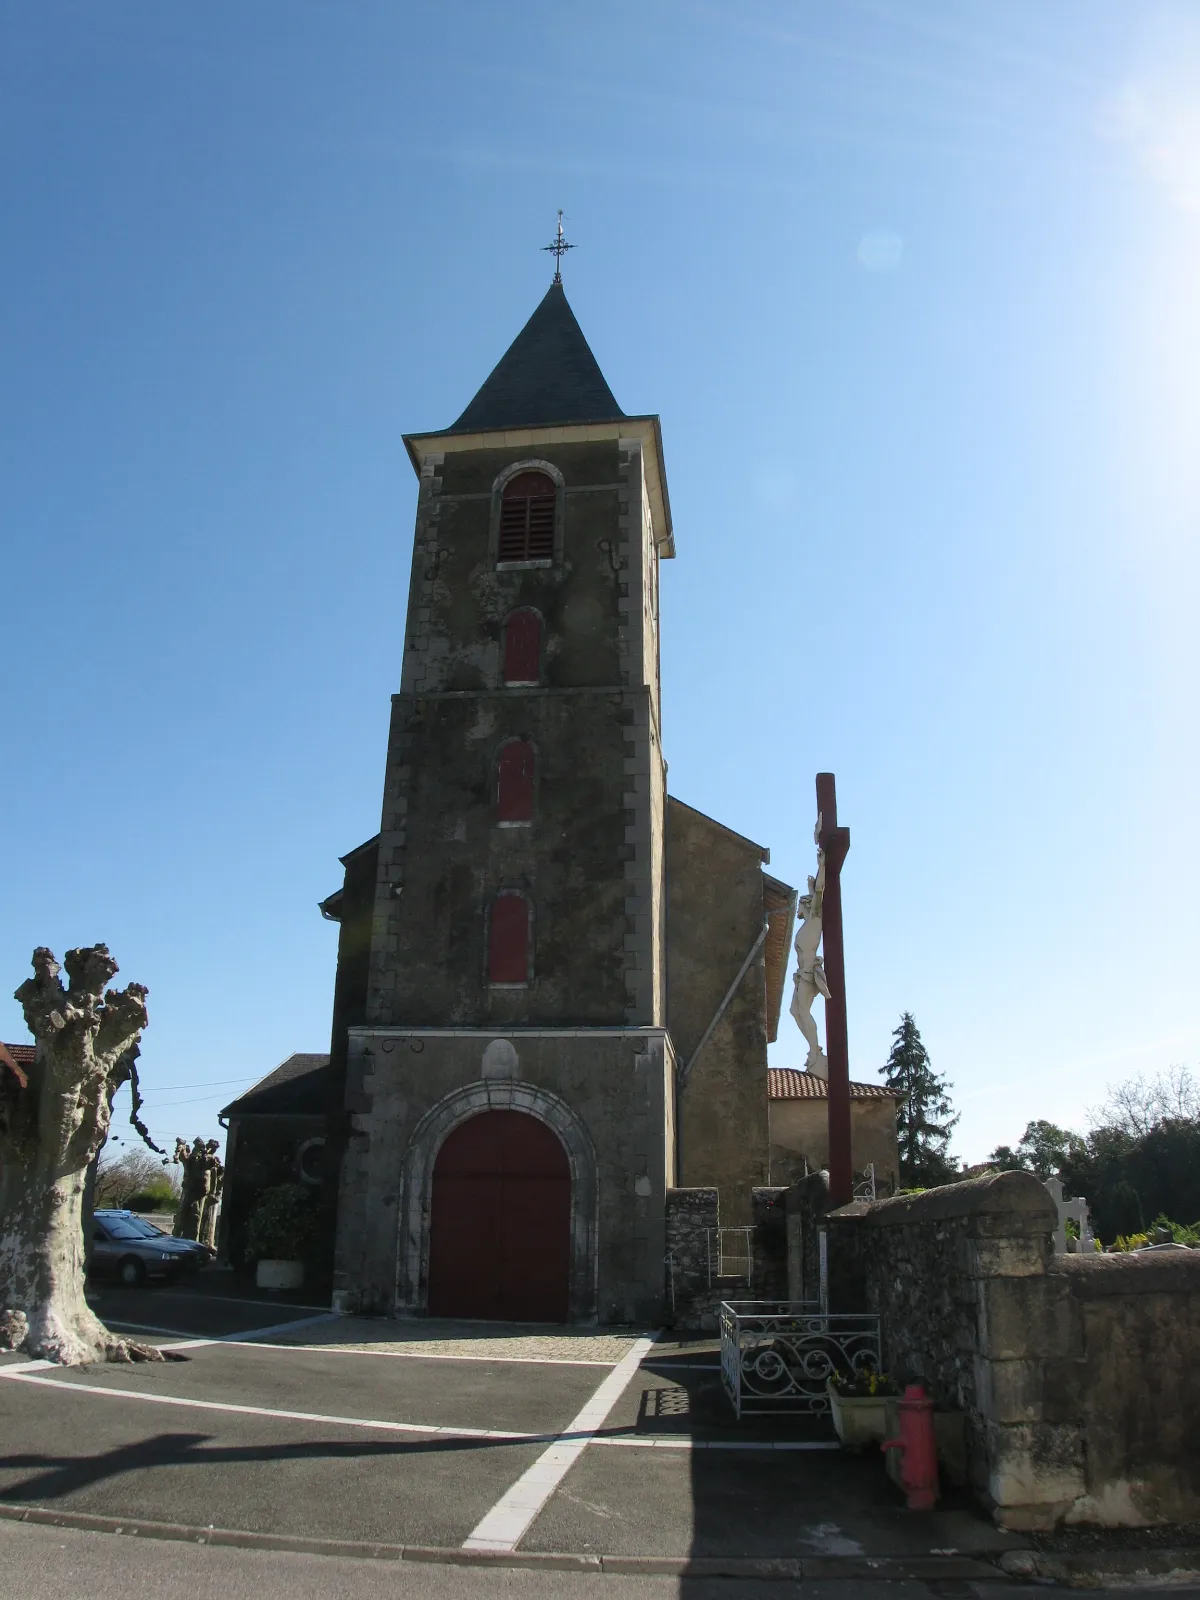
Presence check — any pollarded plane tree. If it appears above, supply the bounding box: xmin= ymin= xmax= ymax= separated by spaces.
xmin=0 ymin=945 xmax=177 ymax=1364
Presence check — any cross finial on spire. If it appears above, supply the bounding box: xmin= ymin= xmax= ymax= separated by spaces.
xmin=542 ymin=209 xmax=575 ymax=283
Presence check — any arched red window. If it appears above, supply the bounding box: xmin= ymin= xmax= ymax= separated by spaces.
xmin=498 ymin=471 xmax=556 ymax=563
xmin=496 ymin=740 xmax=535 ymax=824
xmin=502 ymin=609 xmax=542 ymax=685
xmin=489 ymin=892 xmax=530 ymax=985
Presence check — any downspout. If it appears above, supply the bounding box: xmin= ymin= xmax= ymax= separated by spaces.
xmin=679 ymin=920 xmax=770 ymax=1086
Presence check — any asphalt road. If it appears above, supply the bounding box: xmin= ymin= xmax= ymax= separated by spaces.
xmin=0 ymin=1285 xmax=1032 ymax=1581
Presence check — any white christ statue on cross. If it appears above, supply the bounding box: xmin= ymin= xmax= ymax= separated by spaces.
xmin=789 ymin=821 xmax=831 ymax=1079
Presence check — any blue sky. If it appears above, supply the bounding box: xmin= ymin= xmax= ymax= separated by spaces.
xmin=2 ymin=1 xmax=1197 ymax=1166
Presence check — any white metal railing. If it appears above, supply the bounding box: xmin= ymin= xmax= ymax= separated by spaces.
xmin=719 ymin=1300 xmax=882 ymax=1418
xmin=853 ymin=1163 xmax=877 ymax=1202
xmin=708 ymin=1226 xmax=753 ymax=1283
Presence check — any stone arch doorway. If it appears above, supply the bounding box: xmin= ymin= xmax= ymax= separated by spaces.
xmin=427 ymin=1109 xmax=570 ymax=1321
xmin=397 ymin=1073 xmax=598 ymax=1321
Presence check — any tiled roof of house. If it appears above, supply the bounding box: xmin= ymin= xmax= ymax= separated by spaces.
xmin=450 ymin=282 xmax=625 ymax=433
xmin=221 ymin=1053 xmax=332 ymax=1117
xmin=768 ymin=1068 xmax=897 ymax=1101
xmin=1 ymin=1040 xmax=34 ymax=1086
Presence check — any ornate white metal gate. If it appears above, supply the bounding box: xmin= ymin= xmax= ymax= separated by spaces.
xmin=719 ymin=1301 xmax=883 ymax=1418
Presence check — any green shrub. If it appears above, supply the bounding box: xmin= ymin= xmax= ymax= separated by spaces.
xmin=245 ymin=1183 xmax=316 ymax=1262
xmin=1149 ymin=1213 xmax=1200 ymax=1246
xmin=125 ymin=1185 xmax=178 ymax=1213
xmin=1107 ymin=1214 xmax=1200 ymax=1251
xmin=830 ymin=1366 xmax=898 ymax=1397
xmin=1109 ymin=1231 xmax=1151 ymax=1253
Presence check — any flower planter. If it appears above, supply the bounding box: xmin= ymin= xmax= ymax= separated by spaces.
xmin=828 ymin=1383 xmax=890 ymax=1449
xmin=256 ymin=1258 xmax=304 ymax=1291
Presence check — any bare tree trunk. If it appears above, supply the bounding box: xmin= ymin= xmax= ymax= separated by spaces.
xmin=0 ymin=946 xmax=172 ymax=1365
xmin=173 ymin=1137 xmax=207 ymax=1240
xmin=199 ymin=1160 xmax=223 ymax=1251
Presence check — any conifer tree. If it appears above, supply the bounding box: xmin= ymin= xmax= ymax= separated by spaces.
xmin=881 ymin=1012 xmax=960 ymax=1187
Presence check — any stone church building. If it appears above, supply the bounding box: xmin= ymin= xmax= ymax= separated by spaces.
xmin=222 ymin=280 xmax=798 ymax=1324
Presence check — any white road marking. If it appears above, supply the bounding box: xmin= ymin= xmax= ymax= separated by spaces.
xmin=0 ymin=1359 xmax=53 ymax=1377
xmin=462 ymin=1332 xmax=658 ymax=1553
xmin=101 ymin=1310 xmax=343 ymax=1349
xmin=98 ymin=1319 xmax=213 ymax=1342
xmin=3 ymin=1370 xmax=545 ymax=1442
xmin=215 ymin=1311 xmax=344 ymax=1342
xmin=104 ymin=1316 xmax=625 ymax=1367
xmin=641 ymin=1361 xmax=719 ymax=1370
xmin=203 ymin=1338 xmax=615 ymax=1367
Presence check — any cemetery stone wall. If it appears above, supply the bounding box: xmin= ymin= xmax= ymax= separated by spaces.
xmin=831 ymin=1170 xmax=1200 ymax=1530
xmin=1050 ymin=1249 xmax=1200 ymax=1528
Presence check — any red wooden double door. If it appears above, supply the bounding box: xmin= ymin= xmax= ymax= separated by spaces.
xmin=427 ymin=1110 xmax=571 ymax=1322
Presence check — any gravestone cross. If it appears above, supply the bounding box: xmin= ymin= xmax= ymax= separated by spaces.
xmin=816 ymin=773 xmax=853 ymax=1206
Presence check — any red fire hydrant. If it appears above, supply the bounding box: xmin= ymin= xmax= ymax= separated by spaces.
xmin=881 ymin=1384 xmax=939 ymax=1510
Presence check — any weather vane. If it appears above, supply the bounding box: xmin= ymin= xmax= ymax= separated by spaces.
xmin=542 ymin=209 xmax=575 ymax=282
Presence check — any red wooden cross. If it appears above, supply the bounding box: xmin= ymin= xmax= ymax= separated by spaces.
xmin=816 ymin=773 xmax=853 ymax=1206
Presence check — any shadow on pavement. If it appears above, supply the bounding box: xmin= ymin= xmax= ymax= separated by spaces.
xmin=85 ymin=1282 xmax=331 ymax=1340
xmin=0 ymin=1429 xmax=538 ymax=1506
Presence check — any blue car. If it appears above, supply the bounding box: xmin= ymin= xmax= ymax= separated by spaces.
xmin=90 ymin=1209 xmax=213 ymax=1286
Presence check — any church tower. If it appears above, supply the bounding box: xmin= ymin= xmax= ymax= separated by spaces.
xmin=328 ymin=276 xmax=678 ymax=1323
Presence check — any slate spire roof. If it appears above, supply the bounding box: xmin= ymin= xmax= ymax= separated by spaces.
xmin=451 ymin=281 xmax=625 ymax=433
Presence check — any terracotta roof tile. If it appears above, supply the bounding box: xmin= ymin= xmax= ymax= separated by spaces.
xmin=2 ymin=1042 xmax=35 ymax=1065
xmin=768 ymin=1068 xmax=896 ymax=1101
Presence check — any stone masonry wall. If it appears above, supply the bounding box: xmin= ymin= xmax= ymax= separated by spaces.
xmin=335 ymin=1027 xmax=673 ymax=1325
xmin=663 ymin=1186 xmax=788 ymax=1328
xmin=367 ymin=436 xmax=665 ymax=1032
xmin=829 ymin=1171 xmax=1200 ymax=1530
xmin=667 ymin=798 xmax=771 ymax=1224
xmin=784 ymin=1172 xmax=833 ymax=1304
xmin=1049 ymin=1250 xmax=1200 ymax=1527
xmin=750 ymin=1187 xmax=788 ymax=1301
xmin=664 ymin=1186 xmax=718 ymax=1328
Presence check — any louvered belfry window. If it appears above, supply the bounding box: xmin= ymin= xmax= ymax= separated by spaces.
xmin=498 ymin=471 xmax=556 ymax=564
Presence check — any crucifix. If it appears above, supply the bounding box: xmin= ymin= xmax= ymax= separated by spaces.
xmin=790 ymin=773 xmax=853 ymax=1204
xmin=542 ymin=209 xmax=575 ymax=282
xmin=816 ymin=773 xmax=853 ymax=1206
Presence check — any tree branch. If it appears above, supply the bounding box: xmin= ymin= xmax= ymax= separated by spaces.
xmin=14 ymin=948 xmax=69 ymax=1042
xmin=64 ymin=944 xmax=120 ymax=1008
xmin=94 ymin=984 xmax=149 ymax=1063
xmin=117 ymin=1048 xmax=166 ymax=1157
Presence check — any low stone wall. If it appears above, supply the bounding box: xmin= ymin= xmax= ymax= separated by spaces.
xmin=663 ymin=1187 xmax=788 ymax=1329
xmin=827 ymin=1171 xmax=1200 ymax=1530
xmin=750 ymin=1187 xmax=788 ymax=1301
xmin=664 ymin=1187 xmax=719 ymax=1329
xmin=784 ymin=1172 xmax=833 ymax=1303
xmin=1051 ymin=1250 xmax=1200 ymax=1527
